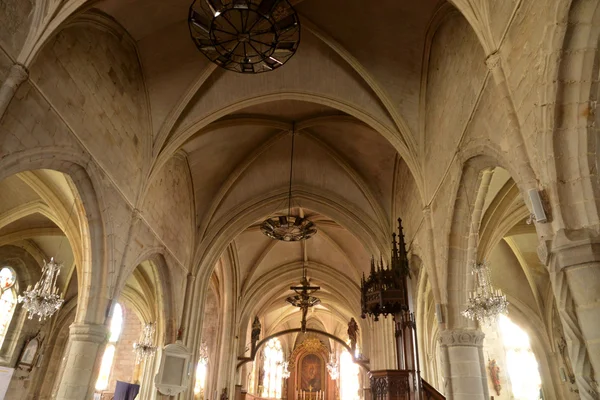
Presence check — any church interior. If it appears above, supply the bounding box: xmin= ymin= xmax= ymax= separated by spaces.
xmin=0 ymin=0 xmax=599 ymax=399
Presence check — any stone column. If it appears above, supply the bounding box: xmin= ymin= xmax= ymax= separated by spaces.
xmin=54 ymin=323 xmax=108 ymax=400
xmin=438 ymin=329 xmax=488 ymax=400
xmin=547 ymin=231 xmax=600 ymax=399
xmin=0 ymin=63 xmax=28 ymax=119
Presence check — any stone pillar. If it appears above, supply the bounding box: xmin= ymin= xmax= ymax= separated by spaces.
xmin=54 ymin=323 xmax=108 ymax=400
xmin=0 ymin=63 xmax=28 ymax=119
xmin=547 ymin=231 xmax=600 ymax=399
xmin=438 ymin=329 xmax=487 ymax=400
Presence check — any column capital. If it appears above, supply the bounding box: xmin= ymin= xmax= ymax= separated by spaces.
xmin=551 ymin=229 xmax=600 ymax=270
xmin=68 ymin=323 xmax=109 ymax=344
xmin=6 ymin=63 xmax=28 ymax=88
xmin=438 ymin=329 xmax=485 ymax=347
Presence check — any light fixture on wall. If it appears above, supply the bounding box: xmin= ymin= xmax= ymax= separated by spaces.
xmin=188 ymin=0 xmax=300 ymax=74
xmin=462 ymin=260 xmax=509 ymax=324
xmin=326 ymin=353 xmax=339 ymax=380
xmin=18 ymin=257 xmax=65 ymax=321
xmin=133 ymin=322 xmax=157 ymax=364
xmin=261 ymin=125 xmax=316 ymax=242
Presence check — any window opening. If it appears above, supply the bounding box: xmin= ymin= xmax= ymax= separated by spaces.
xmin=96 ymin=304 xmax=124 ymax=391
xmin=0 ymin=267 xmax=17 ymax=350
xmin=262 ymin=338 xmax=284 ymax=398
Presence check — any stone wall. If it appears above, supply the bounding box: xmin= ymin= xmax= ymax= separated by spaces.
xmin=142 ymin=153 xmax=194 ymax=266
xmin=0 ymin=0 xmax=34 ymax=58
xmin=29 ymin=21 xmax=149 ymax=204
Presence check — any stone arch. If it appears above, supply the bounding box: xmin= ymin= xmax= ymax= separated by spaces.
xmin=546 ymin=0 xmax=600 ymax=230
xmin=445 ymin=153 xmax=528 ymax=328
xmin=0 ymin=147 xmax=111 ymax=325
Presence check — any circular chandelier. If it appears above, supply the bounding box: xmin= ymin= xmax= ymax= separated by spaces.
xmin=261 ymin=127 xmax=316 ymax=241
xmin=462 ymin=260 xmax=509 ymax=325
xmin=188 ymin=0 xmax=301 ymax=74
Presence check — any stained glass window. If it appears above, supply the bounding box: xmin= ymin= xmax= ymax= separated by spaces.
xmin=0 ymin=267 xmax=17 ymax=350
xmin=499 ymin=315 xmax=542 ymax=400
xmin=262 ymin=338 xmax=284 ymax=399
xmin=95 ymin=304 xmax=123 ymax=391
xmin=340 ymin=350 xmax=359 ymax=400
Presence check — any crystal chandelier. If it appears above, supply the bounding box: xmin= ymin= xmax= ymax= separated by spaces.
xmin=462 ymin=260 xmax=509 ymax=324
xmin=326 ymin=353 xmax=339 ymax=380
xmin=188 ymin=0 xmax=300 ymax=74
xmin=261 ymin=126 xmax=316 ymax=242
xmin=133 ymin=322 xmax=157 ymax=364
xmin=18 ymin=257 xmax=64 ymax=321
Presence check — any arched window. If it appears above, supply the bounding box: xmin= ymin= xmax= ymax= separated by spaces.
xmin=499 ymin=315 xmax=542 ymax=399
xmin=262 ymin=338 xmax=284 ymax=399
xmin=340 ymin=350 xmax=359 ymax=400
xmin=194 ymin=358 xmax=208 ymax=397
xmin=96 ymin=303 xmax=123 ymax=391
xmin=0 ymin=267 xmax=17 ymax=349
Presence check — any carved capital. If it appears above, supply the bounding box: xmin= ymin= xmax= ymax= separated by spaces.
xmin=68 ymin=323 xmax=109 ymax=344
xmin=438 ymin=329 xmax=485 ymax=347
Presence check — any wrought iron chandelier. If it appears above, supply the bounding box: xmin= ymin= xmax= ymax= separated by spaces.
xmin=286 ymin=263 xmax=320 ymax=332
xmin=188 ymin=0 xmax=300 ymax=74
xmin=326 ymin=353 xmax=339 ymax=380
xmin=133 ymin=322 xmax=157 ymax=364
xmin=18 ymin=257 xmax=64 ymax=321
xmin=261 ymin=127 xmax=316 ymax=242
xmin=462 ymin=260 xmax=509 ymax=324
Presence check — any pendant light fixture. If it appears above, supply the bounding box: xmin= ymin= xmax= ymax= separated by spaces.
xmin=261 ymin=125 xmax=316 ymax=242
xmin=188 ymin=0 xmax=301 ymax=74
xmin=18 ymin=199 xmax=77 ymax=321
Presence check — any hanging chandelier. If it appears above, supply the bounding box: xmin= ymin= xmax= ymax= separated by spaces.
xmin=18 ymin=257 xmax=64 ymax=321
xmin=462 ymin=260 xmax=509 ymax=324
xmin=188 ymin=0 xmax=300 ymax=74
xmin=261 ymin=127 xmax=316 ymax=242
xmin=326 ymin=353 xmax=339 ymax=380
xmin=133 ymin=322 xmax=157 ymax=364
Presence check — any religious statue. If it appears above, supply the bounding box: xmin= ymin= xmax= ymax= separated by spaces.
xmin=251 ymin=316 xmax=261 ymax=352
xmin=347 ymin=318 xmax=359 ymax=354
xmin=488 ymin=359 xmax=501 ymax=396
xmin=220 ymin=388 xmax=228 ymax=400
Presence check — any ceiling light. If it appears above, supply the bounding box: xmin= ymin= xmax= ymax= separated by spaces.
xmin=188 ymin=0 xmax=301 ymax=74
xmin=261 ymin=126 xmax=316 ymax=242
